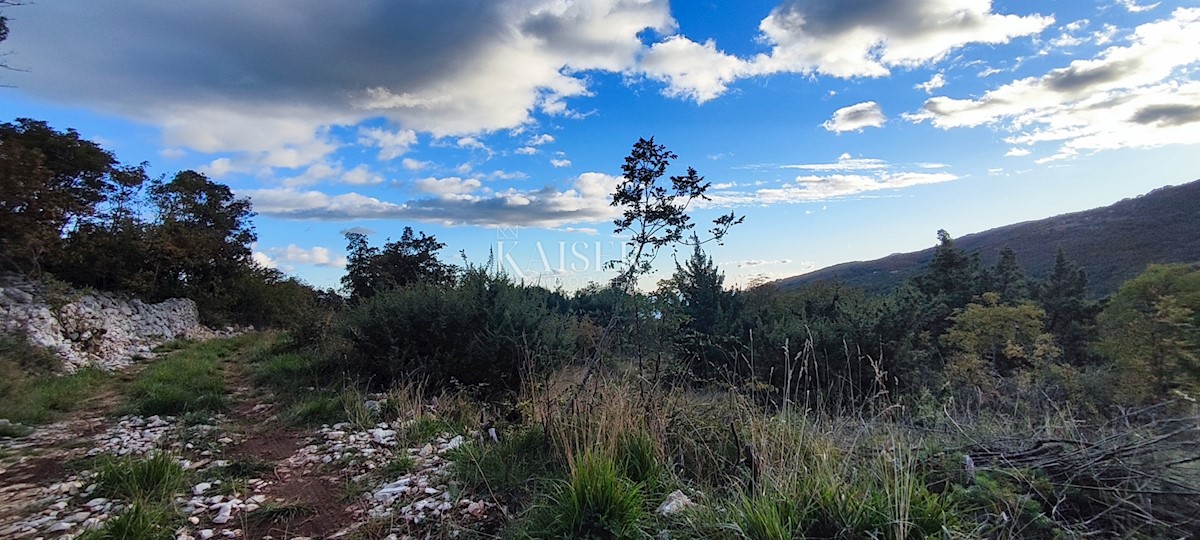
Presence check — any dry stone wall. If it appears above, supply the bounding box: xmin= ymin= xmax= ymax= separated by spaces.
xmin=0 ymin=275 xmax=219 ymax=372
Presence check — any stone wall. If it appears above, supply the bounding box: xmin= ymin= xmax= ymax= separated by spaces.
xmin=0 ymin=275 xmax=219 ymax=372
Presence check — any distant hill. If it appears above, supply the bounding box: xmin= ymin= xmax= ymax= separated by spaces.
xmin=774 ymin=179 xmax=1200 ymax=297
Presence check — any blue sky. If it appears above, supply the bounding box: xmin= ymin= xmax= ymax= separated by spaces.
xmin=2 ymin=0 xmax=1198 ymax=291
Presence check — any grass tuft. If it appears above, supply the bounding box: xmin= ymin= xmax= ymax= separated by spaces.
xmin=93 ymin=452 xmax=187 ymax=502
xmin=526 ymin=450 xmax=647 ymax=539
xmin=449 ymin=425 xmax=561 ymax=505
xmin=77 ymin=501 xmax=177 ymax=540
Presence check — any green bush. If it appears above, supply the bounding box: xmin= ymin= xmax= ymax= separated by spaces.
xmin=341 ymin=268 xmax=581 ymax=394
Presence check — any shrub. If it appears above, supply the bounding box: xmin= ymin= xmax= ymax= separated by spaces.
xmin=341 ymin=268 xmax=581 ymax=394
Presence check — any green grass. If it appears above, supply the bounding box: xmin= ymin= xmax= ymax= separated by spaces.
xmin=524 ymin=450 xmax=648 ymax=539
xmin=614 ymin=431 xmax=664 ymax=491
xmin=251 ymin=351 xmax=327 ymax=394
xmin=93 ymin=452 xmax=188 ymax=502
xmin=734 ymin=492 xmax=801 ymax=540
xmin=83 ymin=452 xmax=188 ymax=540
xmin=77 ymin=501 xmax=178 ymax=540
xmin=0 ymin=333 xmax=63 ymax=374
xmin=1 ymin=329 xmax=112 ymax=426
xmin=449 ymin=425 xmax=561 ymax=504
xmin=381 ymin=454 xmax=415 ymax=477
xmin=244 ymin=503 xmax=316 ymax=527
xmin=0 ymin=366 xmax=110 ymax=425
xmin=125 ymin=339 xmax=234 ymax=416
xmin=287 ymin=392 xmax=348 ymax=425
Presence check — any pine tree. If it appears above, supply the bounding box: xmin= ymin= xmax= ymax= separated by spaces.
xmin=1037 ymin=248 xmax=1099 ymax=365
xmin=988 ymin=246 xmax=1029 ymax=304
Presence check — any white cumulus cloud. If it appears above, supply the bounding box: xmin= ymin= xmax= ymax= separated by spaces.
xmin=908 ymin=8 xmax=1200 ymax=160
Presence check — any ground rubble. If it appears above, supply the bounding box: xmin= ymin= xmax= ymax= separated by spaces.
xmin=283 ymin=421 xmax=502 ymax=538
xmin=0 ymin=414 xmax=229 ymax=539
xmin=0 ymin=374 xmax=504 ymax=540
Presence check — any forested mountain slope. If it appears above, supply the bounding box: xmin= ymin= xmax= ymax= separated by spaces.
xmin=775 ymin=179 xmax=1200 ymax=296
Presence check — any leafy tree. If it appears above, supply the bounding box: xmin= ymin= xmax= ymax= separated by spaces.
xmin=1 ymin=1 xmax=24 ymax=74
xmin=665 ymin=239 xmax=733 ymax=336
xmin=940 ymin=293 xmax=1060 ymax=406
xmin=341 ymin=228 xmax=456 ymax=300
xmin=146 ymin=171 xmax=256 ymax=301
xmin=1036 ymin=248 xmax=1100 ymax=365
xmin=0 ymin=119 xmax=125 ymax=272
xmin=1096 ymin=264 xmax=1200 ymax=403
xmin=987 ymin=246 xmax=1029 ymax=304
xmin=910 ymin=230 xmax=986 ymax=342
xmin=914 ymin=230 xmax=985 ymax=305
xmin=607 ymin=138 xmax=742 ymax=391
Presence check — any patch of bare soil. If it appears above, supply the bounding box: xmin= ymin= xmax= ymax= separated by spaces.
xmin=219 ymin=377 xmax=358 ymax=539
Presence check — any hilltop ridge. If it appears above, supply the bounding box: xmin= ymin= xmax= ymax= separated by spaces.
xmin=774 ymin=179 xmax=1200 ymax=296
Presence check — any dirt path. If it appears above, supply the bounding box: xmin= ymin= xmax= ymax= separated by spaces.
xmin=0 ymin=341 xmax=359 ymax=539
xmin=0 ymin=369 xmax=137 ymax=537
xmin=214 ymin=363 xmax=358 ymax=539
xmin=0 ymin=338 xmax=493 ymax=539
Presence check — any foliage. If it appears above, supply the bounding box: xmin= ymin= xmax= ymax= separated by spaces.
xmin=658 ymin=241 xmax=739 ymax=379
xmin=987 ymin=246 xmax=1029 ymax=304
xmin=341 ymin=265 xmax=581 ymax=393
xmin=610 ymin=138 xmax=742 ymax=286
xmin=941 ymin=293 xmax=1059 ymax=378
xmin=1036 ymin=248 xmax=1100 ymax=365
xmin=0 ymin=118 xmax=139 ymax=273
xmin=342 ymin=228 xmax=456 ymax=300
xmin=1 ymin=116 xmax=327 ymax=327
xmin=1096 ymin=263 xmax=1200 ymax=403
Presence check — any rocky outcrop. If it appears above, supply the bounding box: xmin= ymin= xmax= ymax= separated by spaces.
xmin=0 ymin=275 xmax=220 ymax=372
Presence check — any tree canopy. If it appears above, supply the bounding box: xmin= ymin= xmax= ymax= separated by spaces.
xmin=341 ymin=228 xmax=457 ymax=301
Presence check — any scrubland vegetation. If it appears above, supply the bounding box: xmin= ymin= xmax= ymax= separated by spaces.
xmin=3 ymin=122 xmax=1199 ymax=537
